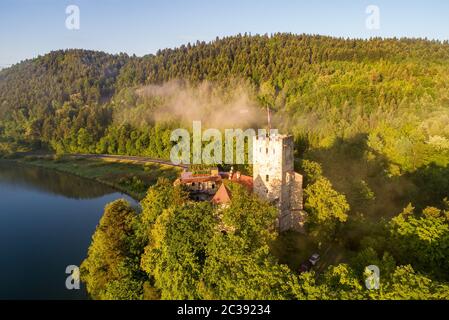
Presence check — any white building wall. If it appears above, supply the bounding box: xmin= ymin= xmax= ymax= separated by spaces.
xmin=252 ymin=133 xmax=305 ymax=232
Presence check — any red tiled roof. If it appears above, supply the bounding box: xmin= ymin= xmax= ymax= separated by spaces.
xmin=179 ymin=171 xmax=222 ymax=184
xmin=179 ymin=171 xmax=253 ymax=192
xmin=229 ymin=174 xmax=253 ymax=191
xmin=180 ymin=176 xmax=222 ymax=184
xmin=211 ymin=184 xmax=232 ymax=205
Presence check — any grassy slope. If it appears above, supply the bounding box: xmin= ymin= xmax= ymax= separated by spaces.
xmin=17 ymin=155 xmax=181 ymax=200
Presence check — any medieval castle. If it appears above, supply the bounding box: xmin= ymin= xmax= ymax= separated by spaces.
xmin=253 ymin=132 xmax=305 ymax=232
xmin=176 ymin=131 xmax=305 ymax=232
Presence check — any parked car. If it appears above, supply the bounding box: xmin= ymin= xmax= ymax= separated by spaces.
xmin=299 ymin=253 xmax=321 ymax=274
xmin=309 ymin=253 xmax=321 ymax=266
xmin=299 ymin=262 xmax=311 ymax=274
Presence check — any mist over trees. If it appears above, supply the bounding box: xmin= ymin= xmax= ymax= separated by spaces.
xmin=2 ymin=34 xmax=449 ymax=163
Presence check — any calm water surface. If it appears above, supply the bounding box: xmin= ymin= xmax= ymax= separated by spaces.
xmin=0 ymin=161 xmax=137 ymax=299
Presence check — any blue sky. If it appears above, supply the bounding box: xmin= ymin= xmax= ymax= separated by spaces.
xmin=1 ymin=0 xmax=449 ymax=66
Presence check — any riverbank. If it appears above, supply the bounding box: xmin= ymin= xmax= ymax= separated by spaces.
xmin=8 ymin=155 xmax=181 ymax=201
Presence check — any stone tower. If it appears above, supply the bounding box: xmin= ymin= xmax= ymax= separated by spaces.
xmin=253 ymin=131 xmax=305 ymax=232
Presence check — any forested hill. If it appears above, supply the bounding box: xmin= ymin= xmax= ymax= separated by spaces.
xmin=2 ymin=34 xmax=449 ymax=118
xmin=0 ymin=49 xmax=128 ymax=117
xmin=116 ymin=34 xmax=449 ymax=87
xmin=1 ymin=34 xmax=449 ymax=182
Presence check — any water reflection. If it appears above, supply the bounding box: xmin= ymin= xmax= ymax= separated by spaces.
xmin=0 ymin=161 xmax=116 ymax=199
xmin=0 ymin=161 xmax=137 ymax=299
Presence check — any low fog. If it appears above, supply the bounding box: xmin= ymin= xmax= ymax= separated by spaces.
xmin=115 ymin=80 xmax=268 ymax=130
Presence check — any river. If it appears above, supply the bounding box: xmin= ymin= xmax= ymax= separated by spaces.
xmin=0 ymin=161 xmax=138 ymax=299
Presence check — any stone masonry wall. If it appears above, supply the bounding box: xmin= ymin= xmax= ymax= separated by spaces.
xmin=253 ymin=133 xmax=305 ymax=232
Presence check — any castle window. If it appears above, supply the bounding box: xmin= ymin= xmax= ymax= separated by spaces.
xmin=266 ymin=175 xmax=269 ymax=182
xmin=266 ymin=148 xmax=268 ymax=154
xmin=212 ymin=184 xmax=215 ymax=189
xmin=192 ymin=182 xmax=195 ymax=186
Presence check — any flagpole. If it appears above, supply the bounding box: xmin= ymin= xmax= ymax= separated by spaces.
xmin=267 ymin=105 xmax=271 ymax=135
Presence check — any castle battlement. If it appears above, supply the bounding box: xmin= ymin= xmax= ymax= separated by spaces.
xmin=254 ymin=131 xmax=291 ymax=142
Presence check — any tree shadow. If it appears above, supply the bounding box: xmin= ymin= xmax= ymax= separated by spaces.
xmin=301 ymin=133 xmax=449 ymax=221
xmin=405 ymin=162 xmax=449 ymax=210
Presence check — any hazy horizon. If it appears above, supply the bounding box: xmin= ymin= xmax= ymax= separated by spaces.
xmin=1 ymin=0 xmax=449 ymax=67
xmin=3 ymin=32 xmax=449 ymax=69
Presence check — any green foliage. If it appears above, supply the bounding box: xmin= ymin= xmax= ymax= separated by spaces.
xmin=201 ymin=237 xmax=301 ymax=299
xmin=81 ymin=199 xmax=145 ymax=300
xmin=118 ymin=175 xmax=146 ymax=194
xmin=350 ymin=247 xmax=396 ymax=279
xmin=139 ymin=178 xmax=188 ymax=227
xmin=221 ymin=183 xmax=278 ymax=247
xmin=376 ymin=265 xmax=449 ymax=300
xmin=141 ymin=202 xmax=217 ymax=299
xmin=299 ymin=159 xmax=322 ymax=185
xmin=3 ymin=35 xmax=449 ymax=174
xmin=304 ymin=177 xmax=350 ymax=242
xmin=321 ymin=264 xmax=366 ymax=300
xmin=139 ymin=181 xmax=302 ymax=300
xmin=199 ymin=185 xmax=300 ymax=299
xmin=387 ymin=205 xmax=449 ymax=280
xmin=309 ymin=263 xmax=449 ymax=300
xmin=80 ymin=181 xmax=449 ymax=300
xmin=305 ymin=177 xmax=350 ymax=224
xmin=367 ymin=123 xmax=430 ymax=175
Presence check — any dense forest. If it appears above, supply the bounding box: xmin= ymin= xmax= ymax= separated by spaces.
xmin=1 ymin=33 xmax=449 ymax=299
xmin=81 ymin=179 xmax=449 ymax=299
